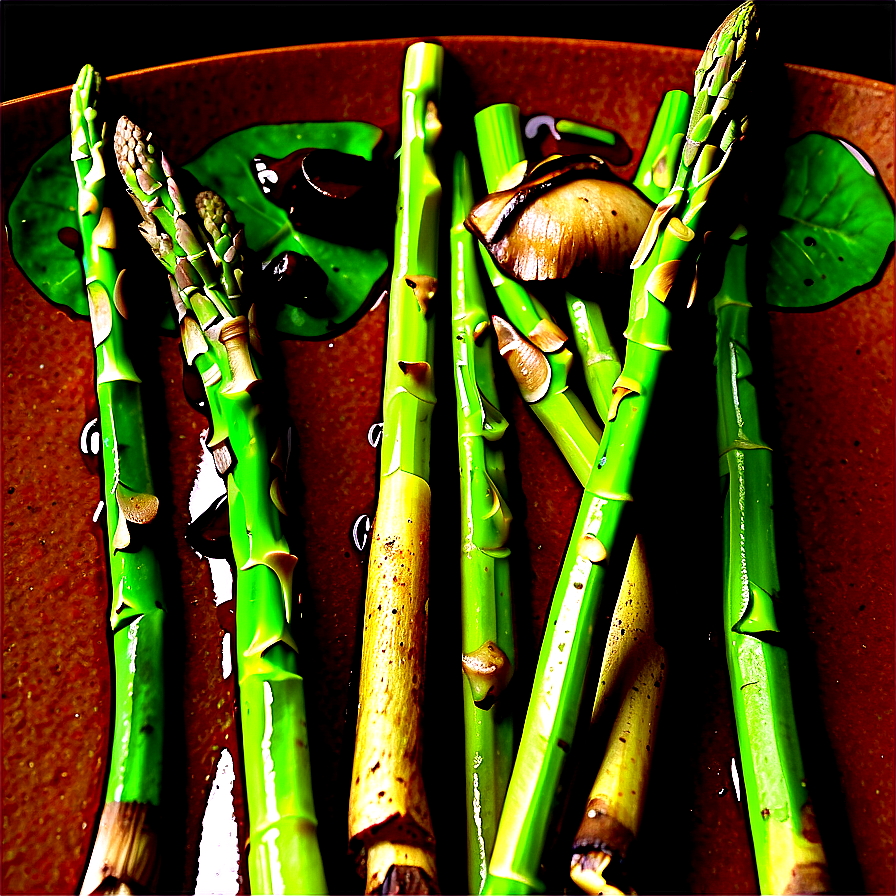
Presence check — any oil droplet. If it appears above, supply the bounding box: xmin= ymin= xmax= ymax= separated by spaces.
xmin=352 ymin=514 xmax=372 ymax=553
xmin=79 ymin=417 xmax=101 ymax=459
xmin=188 ymin=432 xmax=234 ymax=606
xmin=194 ymin=748 xmax=240 ymax=895
xmin=370 ymin=288 xmax=388 ymax=311
xmin=367 ymin=422 xmax=384 ymax=448
xmin=730 ymin=757 xmax=741 ymax=801
xmin=221 ymin=631 xmax=232 ymax=680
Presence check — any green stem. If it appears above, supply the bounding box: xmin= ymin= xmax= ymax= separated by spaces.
xmin=451 ymin=151 xmax=516 ymax=895
xmin=564 ymin=294 xmax=621 ymax=427
xmin=474 ymin=104 xmax=603 ymax=485
xmin=114 ymin=116 xmax=326 ymax=894
xmin=484 ymin=6 xmax=758 ymax=892
xmin=565 ymin=90 xmax=691 ymax=427
xmin=712 ymin=233 xmax=830 ymax=895
xmin=348 ymin=42 xmax=443 ymax=894
xmin=72 ymin=65 xmax=167 ymax=895
xmin=632 ymin=89 xmax=693 ymax=205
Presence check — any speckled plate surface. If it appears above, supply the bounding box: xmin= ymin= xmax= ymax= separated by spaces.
xmin=2 ymin=38 xmax=893 ymax=896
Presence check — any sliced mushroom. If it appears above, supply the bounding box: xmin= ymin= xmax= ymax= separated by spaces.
xmin=465 ymin=154 xmax=653 ymax=282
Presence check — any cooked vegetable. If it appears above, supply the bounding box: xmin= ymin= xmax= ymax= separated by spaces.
xmin=70 ymin=65 xmax=168 ymax=896
xmin=466 ymin=154 xmax=652 ymax=282
xmin=472 ymin=103 xmax=604 ymax=486
xmin=450 ymin=151 xmax=516 ymax=895
xmin=113 ymin=117 xmax=327 ymax=895
xmin=482 ymin=3 xmax=758 ymax=892
xmin=711 ymin=226 xmax=831 ymax=895
xmin=569 ymin=535 xmax=666 ymax=895
xmin=347 ymin=41 xmax=443 ymax=896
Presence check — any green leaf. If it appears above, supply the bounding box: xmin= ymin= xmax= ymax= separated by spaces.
xmin=184 ymin=121 xmax=390 ymax=339
xmin=7 ymin=137 xmax=89 ymax=318
xmin=7 ymin=121 xmax=390 ymax=339
xmin=766 ymin=132 xmax=895 ymax=309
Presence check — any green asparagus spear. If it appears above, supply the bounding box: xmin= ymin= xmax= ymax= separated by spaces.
xmin=563 ymin=90 xmax=692 ymax=426
xmin=471 ymin=96 xmax=670 ymax=895
xmin=709 ymin=130 xmax=894 ymax=894
xmin=632 ymin=89 xmax=693 ymax=205
xmin=451 ymin=151 xmax=516 ymax=895
xmin=473 ymin=103 xmax=603 ymax=484
xmin=113 ymin=117 xmax=327 ymax=895
xmin=483 ymin=4 xmax=758 ymax=892
xmin=565 ymin=90 xmax=690 ymax=893
xmin=711 ymin=226 xmax=830 ymax=895
xmin=70 ymin=65 xmax=168 ymax=896
xmin=347 ymin=41 xmax=443 ymax=895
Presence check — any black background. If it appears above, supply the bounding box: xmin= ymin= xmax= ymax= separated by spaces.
xmin=2 ymin=0 xmax=894 ymax=102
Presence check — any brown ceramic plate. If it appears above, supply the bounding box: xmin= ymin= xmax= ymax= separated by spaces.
xmin=2 ymin=38 xmax=893 ymax=896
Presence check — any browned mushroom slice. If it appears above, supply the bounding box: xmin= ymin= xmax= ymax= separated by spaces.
xmin=465 ymin=154 xmax=653 ymax=282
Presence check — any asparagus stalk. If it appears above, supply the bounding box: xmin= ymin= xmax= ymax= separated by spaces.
xmin=569 ymin=535 xmax=665 ymax=896
xmin=711 ymin=227 xmax=830 ymax=894
xmin=632 ymin=89 xmax=693 ymax=205
xmin=472 ymin=99 xmax=666 ymax=896
xmin=483 ymin=4 xmax=758 ymax=892
xmin=70 ymin=65 xmax=168 ymax=896
xmin=565 ymin=85 xmax=690 ymax=893
xmin=113 ymin=118 xmax=327 ymax=895
xmin=450 ymin=151 xmax=516 ymax=895
xmin=474 ymin=104 xmax=603 ymax=485
xmin=347 ymin=42 xmax=443 ymax=895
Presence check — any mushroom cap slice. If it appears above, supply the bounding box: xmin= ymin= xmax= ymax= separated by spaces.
xmin=466 ymin=155 xmax=653 ymax=282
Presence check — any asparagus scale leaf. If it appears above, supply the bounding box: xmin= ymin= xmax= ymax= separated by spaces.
xmin=451 ymin=151 xmax=516 ymax=895
xmin=347 ymin=41 xmax=443 ymax=895
xmin=69 ymin=65 xmax=169 ymax=896
xmin=113 ymin=116 xmax=327 ymax=895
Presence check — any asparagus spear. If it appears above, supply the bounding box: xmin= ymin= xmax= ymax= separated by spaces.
xmin=471 ymin=98 xmax=670 ymax=895
xmin=632 ymin=89 xmax=693 ymax=205
xmin=569 ymin=534 xmax=665 ymax=896
xmin=565 ymin=86 xmax=689 ymax=894
xmin=112 ymin=118 xmax=327 ymax=895
xmin=450 ymin=151 xmax=516 ymax=895
xmin=483 ymin=4 xmax=758 ymax=892
xmin=347 ymin=41 xmax=443 ymax=895
xmin=70 ymin=65 xmax=168 ymax=896
xmin=711 ymin=226 xmax=830 ymax=894
xmin=472 ymin=104 xmax=603 ymax=485
xmin=566 ymin=88 xmax=691 ymax=425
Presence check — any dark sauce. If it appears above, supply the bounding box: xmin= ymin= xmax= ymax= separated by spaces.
xmin=259 ymin=251 xmax=336 ymax=321
xmin=185 ymin=493 xmax=232 ymax=560
xmin=57 ymin=226 xmax=82 ymax=253
xmin=252 ymin=148 xmax=390 ymax=247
